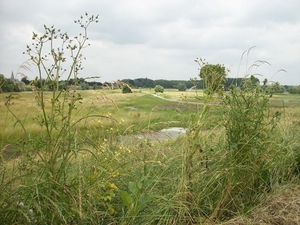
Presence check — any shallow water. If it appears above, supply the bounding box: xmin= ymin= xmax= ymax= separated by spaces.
xmin=119 ymin=127 xmax=186 ymax=142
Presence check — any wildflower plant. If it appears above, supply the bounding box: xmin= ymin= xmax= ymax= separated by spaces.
xmin=0 ymin=13 xmax=124 ymax=224
xmin=180 ymin=55 xmax=284 ymax=221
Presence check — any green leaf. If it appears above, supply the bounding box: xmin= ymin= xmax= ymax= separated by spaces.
xmin=133 ymin=169 xmax=143 ymax=178
xmin=139 ymin=193 xmax=152 ymax=206
xmin=120 ymin=190 xmax=133 ymax=207
xmin=128 ymin=182 xmax=137 ymax=195
xmin=137 ymin=182 xmax=143 ymax=190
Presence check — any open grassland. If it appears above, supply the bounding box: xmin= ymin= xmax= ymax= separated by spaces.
xmin=0 ymin=89 xmax=199 ymax=145
xmin=1 ymin=89 xmax=300 ymax=224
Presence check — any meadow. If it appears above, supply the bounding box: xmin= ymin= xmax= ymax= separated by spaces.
xmin=1 ymin=87 xmax=299 ymax=224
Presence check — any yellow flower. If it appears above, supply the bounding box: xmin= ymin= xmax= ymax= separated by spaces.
xmin=109 ymin=183 xmax=118 ymax=190
xmin=108 ymin=205 xmax=116 ymax=215
xmin=111 ymin=171 xmax=119 ymax=177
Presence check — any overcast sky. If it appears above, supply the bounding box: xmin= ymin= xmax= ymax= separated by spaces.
xmin=0 ymin=0 xmax=299 ymax=85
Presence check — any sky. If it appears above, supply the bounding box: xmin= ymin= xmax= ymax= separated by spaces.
xmin=0 ymin=0 xmax=299 ymax=85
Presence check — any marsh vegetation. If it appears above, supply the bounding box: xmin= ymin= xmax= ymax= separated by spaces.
xmin=0 ymin=13 xmax=299 ymax=224
xmin=1 ymin=87 xmax=300 ymax=224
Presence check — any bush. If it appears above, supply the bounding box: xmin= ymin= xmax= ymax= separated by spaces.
xmin=122 ymin=85 xmax=133 ymax=93
xmin=177 ymin=82 xmax=187 ymax=91
xmin=266 ymin=82 xmax=285 ymax=94
xmin=287 ymin=86 xmax=300 ymax=94
xmin=154 ymin=85 xmax=164 ymax=93
xmin=79 ymin=82 xmax=90 ymax=90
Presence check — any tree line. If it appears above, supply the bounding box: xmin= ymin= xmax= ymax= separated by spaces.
xmin=1 ymin=72 xmax=299 ymax=94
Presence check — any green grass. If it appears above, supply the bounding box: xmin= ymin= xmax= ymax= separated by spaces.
xmin=1 ymin=88 xmax=299 ymax=224
xmin=0 ymin=90 xmax=198 ymax=143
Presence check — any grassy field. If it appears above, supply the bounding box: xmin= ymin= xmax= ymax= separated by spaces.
xmin=1 ymin=88 xmax=300 ymax=224
xmin=0 ymin=89 xmax=198 ymax=144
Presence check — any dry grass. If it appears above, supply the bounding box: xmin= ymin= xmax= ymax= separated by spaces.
xmin=221 ymin=183 xmax=300 ymax=225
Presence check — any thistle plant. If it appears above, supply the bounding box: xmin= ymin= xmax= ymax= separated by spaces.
xmin=0 ymin=13 xmax=112 ymax=224
xmin=22 ymin=12 xmax=99 ymax=184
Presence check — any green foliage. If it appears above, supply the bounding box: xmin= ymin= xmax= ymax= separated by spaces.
xmin=181 ymin=61 xmax=297 ymax=221
xmin=122 ymin=78 xmax=198 ymax=89
xmin=120 ymin=169 xmax=154 ymax=223
xmin=79 ymin=82 xmax=90 ymax=90
xmin=1 ymin=41 xmax=300 ymax=224
xmin=122 ymin=85 xmax=133 ymax=93
xmin=21 ymin=77 xmax=31 ymax=85
xmin=224 ymin=78 xmax=244 ymax=89
xmin=266 ymin=81 xmax=285 ymax=94
xmin=209 ymin=76 xmax=283 ymax=218
xmin=287 ymin=85 xmax=300 ymax=94
xmin=0 ymin=13 xmax=106 ymax=224
xmin=154 ymin=85 xmax=164 ymax=93
xmin=177 ymin=82 xmax=187 ymax=91
xmin=195 ymin=58 xmax=226 ymax=95
xmin=0 ymin=74 xmax=20 ymax=92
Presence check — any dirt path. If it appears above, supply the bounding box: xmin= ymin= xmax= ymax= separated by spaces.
xmin=151 ymin=93 xmax=219 ymax=106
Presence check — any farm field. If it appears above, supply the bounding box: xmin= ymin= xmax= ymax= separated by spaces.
xmin=1 ymin=88 xmax=300 ymax=224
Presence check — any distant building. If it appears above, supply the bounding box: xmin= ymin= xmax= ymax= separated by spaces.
xmin=10 ymin=71 xmax=16 ymax=82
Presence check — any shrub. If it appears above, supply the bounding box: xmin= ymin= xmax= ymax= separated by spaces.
xmin=266 ymin=81 xmax=285 ymax=94
xmin=154 ymin=85 xmax=164 ymax=93
xmin=122 ymin=85 xmax=133 ymax=93
xmin=177 ymin=82 xmax=187 ymax=91
xmin=287 ymin=86 xmax=300 ymax=94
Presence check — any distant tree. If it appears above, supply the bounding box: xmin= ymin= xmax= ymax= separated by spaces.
xmin=177 ymin=82 xmax=187 ymax=91
xmin=266 ymin=82 xmax=285 ymax=94
xmin=195 ymin=58 xmax=226 ymax=95
xmin=132 ymin=78 xmax=155 ymax=88
xmin=249 ymin=76 xmax=260 ymax=86
xmin=287 ymin=86 xmax=300 ymax=94
xmin=58 ymin=81 xmax=68 ymax=91
xmin=21 ymin=76 xmax=31 ymax=85
xmin=155 ymin=79 xmax=177 ymax=89
xmin=154 ymin=85 xmax=164 ymax=93
xmin=121 ymin=79 xmax=135 ymax=87
xmin=79 ymin=82 xmax=90 ymax=90
xmin=224 ymin=78 xmax=244 ymax=90
xmin=0 ymin=74 xmax=20 ymax=92
xmin=92 ymin=84 xmax=100 ymax=90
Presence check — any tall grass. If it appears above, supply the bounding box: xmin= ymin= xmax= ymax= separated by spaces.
xmin=1 ymin=17 xmax=299 ymax=224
